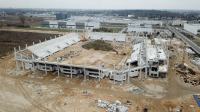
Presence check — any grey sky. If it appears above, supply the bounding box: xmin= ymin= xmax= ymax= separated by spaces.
xmin=0 ymin=0 xmax=199 ymax=10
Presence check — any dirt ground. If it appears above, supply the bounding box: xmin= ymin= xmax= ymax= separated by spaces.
xmin=0 ymin=51 xmax=200 ymax=112
xmin=47 ymin=41 xmax=129 ymax=70
xmin=0 ymin=31 xmax=200 ymax=112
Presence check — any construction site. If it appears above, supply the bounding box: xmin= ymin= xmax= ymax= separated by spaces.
xmin=0 ymin=28 xmax=200 ymax=112
xmin=14 ymin=31 xmax=169 ymax=83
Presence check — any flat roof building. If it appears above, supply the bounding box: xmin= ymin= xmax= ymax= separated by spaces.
xmin=184 ymin=23 xmax=200 ymax=35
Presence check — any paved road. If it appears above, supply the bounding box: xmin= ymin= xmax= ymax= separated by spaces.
xmin=177 ymin=28 xmax=199 ymax=39
xmin=167 ymin=26 xmax=200 ymax=54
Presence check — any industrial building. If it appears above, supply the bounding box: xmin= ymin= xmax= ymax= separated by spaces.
xmin=184 ymin=23 xmax=200 ymax=35
xmin=42 ymin=20 xmax=59 ymax=29
xmin=127 ymin=24 xmax=153 ymax=33
xmin=42 ymin=20 xmax=100 ymax=30
xmin=171 ymin=20 xmax=186 ymax=26
xmin=55 ymin=13 xmax=69 ymax=20
xmin=14 ymin=32 xmax=169 ymax=82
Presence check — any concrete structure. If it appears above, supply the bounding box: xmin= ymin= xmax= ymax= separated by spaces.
xmin=184 ymin=23 xmax=200 ymax=35
xmin=15 ymin=32 xmax=169 ymax=83
xmin=127 ymin=37 xmax=168 ymax=78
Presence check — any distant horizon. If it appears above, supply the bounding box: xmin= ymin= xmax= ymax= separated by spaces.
xmin=0 ymin=0 xmax=200 ymax=11
xmin=0 ymin=8 xmax=200 ymax=12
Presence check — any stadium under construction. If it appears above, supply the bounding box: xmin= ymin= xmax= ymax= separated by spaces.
xmin=14 ymin=32 xmax=169 ymax=82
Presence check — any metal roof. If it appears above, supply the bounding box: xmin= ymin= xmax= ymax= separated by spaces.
xmin=28 ymin=33 xmax=80 ymax=59
xmin=88 ymin=32 xmax=126 ymax=42
xmin=127 ymin=43 xmax=142 ymax=63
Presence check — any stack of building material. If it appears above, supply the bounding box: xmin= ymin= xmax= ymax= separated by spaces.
xmin=97 ymin=100 xmax=128 ymax=112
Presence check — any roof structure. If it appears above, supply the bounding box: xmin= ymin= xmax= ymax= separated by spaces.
xmin=147 ymin=45 xmax=167 ymax=62
xmin=88 ymin=32 xmax=126 ymax=42
xmin=127 ymin=43 xmax=142 ymax=63
xmin=28 ymin=33 xmax=80 ymax=59
xmin=157 ymin=47 xmax=167 ymax=60
xmin=147 ymin=45 xmax=158 ymax=62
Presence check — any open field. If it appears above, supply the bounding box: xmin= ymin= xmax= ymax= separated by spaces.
xmin=0 ymin=30 xmax=60 ymax=57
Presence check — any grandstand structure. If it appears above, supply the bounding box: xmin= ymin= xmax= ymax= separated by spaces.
xmin=14 ymin=32 xmax=169 ymax=82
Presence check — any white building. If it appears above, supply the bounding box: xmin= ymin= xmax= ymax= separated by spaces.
xmin=42 ymin=20 xmax=58 ymax=29
xmin=86 ymin=21 xmax=100 ymax=30
xmin=184 ymin=23 xmax=200 ymax=35
xmin=88 ymin=32 xmax=126 ymax=42
xmin=127 ymin=24 xmax=153 ymax=33
xmin=172 ymin=20 xmax=186 ymax=26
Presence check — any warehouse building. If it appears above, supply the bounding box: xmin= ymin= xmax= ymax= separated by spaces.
xmin=184 ymin=23 xmax=200 ymax=35
xmin=42 ymin=20 xmax=58 ymax=29
xmin=127 ymin=24 xmax=153 ymax=33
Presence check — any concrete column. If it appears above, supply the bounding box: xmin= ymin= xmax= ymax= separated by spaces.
xmin=98 ymin=66 xmax=101 ymax=82
xmin=145 ymin=67 xmax=148 ymax=78
xmin=21 ymin=54 xmax=24 ymax=71
xmin=127 ymin=63 xmax=130 ymax=84
xmin=16 ymin=61 xmax=19 ymax=71
xmin=114 ymin=74 xmax=116 ymax=84
xmin=14 ymin=48 xmax=19 ymax=71
xmin=139 ymin=68 xmax=142 ymax=80
xmin=18 ymin=46 xmax=21 ymax=51
xmin=70 ymin=66 xmax=72 ymax=79
xmin=70 ymin=58 xmax=73 ymax=79
xmin=57 ymin=61 xmax=60 ymax=77
xmin=84 ymin=66 xmax=86 ymax=81
xmin=113 ymin=64 xmax=116 ymax=84
xmin=45 ymin=60 xmax=47 ymax=75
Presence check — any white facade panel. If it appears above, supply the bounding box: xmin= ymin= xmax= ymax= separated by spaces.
xmin=88 ymin=32 xmax=126 ymax=42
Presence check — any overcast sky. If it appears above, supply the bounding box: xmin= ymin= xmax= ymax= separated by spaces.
xmin=0 ymin=0 xmax=200 ymax=10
